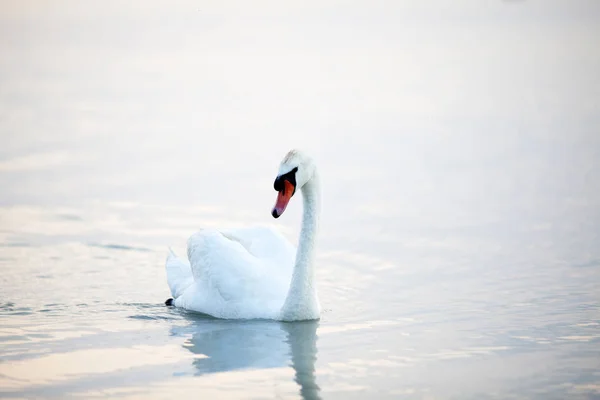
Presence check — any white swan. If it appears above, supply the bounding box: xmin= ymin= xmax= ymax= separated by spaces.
xmin=165 ymin=150 xmax=321 ymax=321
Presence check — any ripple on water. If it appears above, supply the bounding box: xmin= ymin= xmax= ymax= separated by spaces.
xmin=128 ymin=314 xmax=178 ymax=321
xmin=87 ymin=243 xmax=152 ymax=252
xmin=38 ymin=303 xmax=68 ymax=313
xmin=0 ymin=242 xmax=32 ymax=248
xmin=0 ymin=303 xmax=32 ymax=316
xmin=119 ymin=302 xmax=164 ymax=309
xmin=122 ymin=302 xmax=184 ymax=321
xmin=54 ymin=213 xmax=82 ymax=221
xmin=0 ymin=335 xmax=31 ymax=343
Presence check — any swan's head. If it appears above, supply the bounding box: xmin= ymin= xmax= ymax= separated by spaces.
xmin=272 ymin=150 xmax=315 ymax=218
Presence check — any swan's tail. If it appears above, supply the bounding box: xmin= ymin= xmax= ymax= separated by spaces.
xmin=165 ymin=247 xmax=194 ymax=300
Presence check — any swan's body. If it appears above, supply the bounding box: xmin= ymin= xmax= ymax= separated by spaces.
xmin=165 ymin=150 xmax=321 ymax=321
xmin=166 ymin=226 xmax=297 ymax=319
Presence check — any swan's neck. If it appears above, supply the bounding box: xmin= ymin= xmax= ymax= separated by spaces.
xmin=280 ymin=171 xmax=321 ymax=321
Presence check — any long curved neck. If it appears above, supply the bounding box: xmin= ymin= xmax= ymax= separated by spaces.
xmin=280 ymin=170 xmax=321 ymax=321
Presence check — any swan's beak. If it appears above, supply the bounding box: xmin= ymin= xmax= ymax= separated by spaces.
xmin=272 ymin=180 xmax=294 ymax=218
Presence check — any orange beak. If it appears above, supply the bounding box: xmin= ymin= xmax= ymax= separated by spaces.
xmin=272 ymin=180 xmax=295 ymax=218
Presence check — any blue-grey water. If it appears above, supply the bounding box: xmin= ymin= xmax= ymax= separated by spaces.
xmin=1 ymin=1 xmax=599 ymax=399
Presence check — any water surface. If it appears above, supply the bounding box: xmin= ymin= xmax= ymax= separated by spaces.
xmin=1 ymin=1 xmax=599 ymax=399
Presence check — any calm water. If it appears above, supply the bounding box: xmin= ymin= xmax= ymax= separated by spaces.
xmin=1 ymin=1 xmax=600 ymax=399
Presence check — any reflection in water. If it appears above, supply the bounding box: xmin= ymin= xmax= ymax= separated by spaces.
xmin=175 ymin=318 xmax=321 ymax=400
xmin=283 ymin=321 xmax=321 ymax=400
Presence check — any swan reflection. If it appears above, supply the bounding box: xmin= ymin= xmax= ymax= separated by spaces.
xmin=173 ymin=318 xmax=320 ymax=400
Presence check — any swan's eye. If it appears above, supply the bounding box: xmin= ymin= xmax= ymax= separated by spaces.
xmin=273 ymin=167 xmax=298 ymax=193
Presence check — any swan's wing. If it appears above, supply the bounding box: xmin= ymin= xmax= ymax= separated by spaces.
xmin=219 ymin=226 xmax=296 ymax=270
xmin=165 ymin=248 xmax=194 ymax=298
xmin=185 ymin=228 xmax=294 ymax=309
xmin=187 ymin=230 xmax=265 ymax=303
